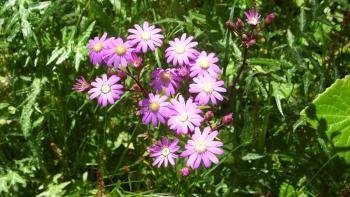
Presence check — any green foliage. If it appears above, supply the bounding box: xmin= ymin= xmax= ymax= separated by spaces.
xmin=0 ymin=0 xmax=350 ymax=196
xmin=301 ymin=76 xmax=350 ymax=162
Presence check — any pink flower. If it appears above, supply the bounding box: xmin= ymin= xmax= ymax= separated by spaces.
xmin=165 ymin=33 xmax=198 ymax=66
xmin=190 ymin=51 xmax=221 ymax=78
xmin=168 ymin=95 xmax=203 ymax=135
xmin=180 ymin=167 xmax=190 ymax=176
xmin=72 ymin=76 xmax=91 ymax=92
xmin=150 ymin=68 xmax=182 ymax=97
xmin=177 ymin=66 xmax=190 ymax=78
xmin=149 ymin=137 xmax=180 ymax=168
xmin=127 ymin=21 xmax=164 ymax=53
xmin=127 ymin=52 xmax=143 ymax=68
xmin=244 ymin=8 xmax=261 ymax=26
xmin=88 ymin=74 xmax=124 ymax=107
xmin=180 ymin=127 xmax=224 ymax=169
xmin=102 ymin=37 xmax=134 ymax=69
xmin=137 ymin=93 xmax=170 ymax=127
xmin=189 ymin=74 xmax=226 ymax=105
xmin=87 ymin=32 xmax=109 ymax=65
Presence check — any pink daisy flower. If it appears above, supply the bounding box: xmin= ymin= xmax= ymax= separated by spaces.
xmin=72 ymin=76 xmax=91 ymax=92
xmin=127 ymin=21 xmax=164 ymax=53
xmin=137 ymin=93 xmax=170 ymax=127
xmin=149 ymin=137 xmax=180 ymax=168
xmin=88 ymin=74 xmax=124 ymax=107
xmin=127 ymin=52 xmax=143 ymax=68
xmin=244 ymin=8 xmax=261 ymax=26
xmin=190 ymin=51 xmax=221 ymax=78
xmin=150 ymin=68 xmax=182 ymax=97
xmin=189 ymin=74 xmax=226 ymax=105
xmin=102 ymin=37 xmax=134 ymax=68
xmin=87 ymin=32 xmax=109 ymax=65
xmin=168 ymin=95 xmax=203 ymax=135
xmin=180 ymin=127 xmax=224 ymax=169
xmin=165 ymin=33 xmax=198 ymax=66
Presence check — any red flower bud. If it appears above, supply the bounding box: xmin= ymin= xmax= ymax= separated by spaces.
xmin=265 ymin=12 xmax=276 ymax=26
xmin=236 ymin=18 xmax=244 ymax=28
xmin=117 ymin=70 xmax=127 ymax=81
xmin=222 ymin=113 xmax=233 ymax=125
xmin=226 ymin=20 xmax=235 ymax=31
xmin=204 ymin=111 xmax=214 ymax=121
xmin=246 ymin=38 xmax=256 ymax=47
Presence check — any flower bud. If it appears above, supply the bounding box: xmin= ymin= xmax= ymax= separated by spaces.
xmin=226 ymin=20 xmax=235 ymax=31
xmin=180 ymin=167 xmax=190 ymax=177
xmin=241 ymin=34 xmax=248 ymax=41
xmin=178 ymin=66 xmax=189 ymax=78
xmin=246 ymin=38 xmax=256 ymax=47
xmin=117 ymin=70 xmax=127 ymax=81
xmin=222 ymin=113 xmax=233 ymax=125
xmin=132 ymin=83 xmax=141 ymax=91
xmin=236 ymin=18 xmax=244 ymax=29
xmin=204 ymin=111 xmax=214 ymax=121
xmin=265 ymin=12 xmax=276 ymax=26
xmin=107 ymin=68 xmax=116 ymax=76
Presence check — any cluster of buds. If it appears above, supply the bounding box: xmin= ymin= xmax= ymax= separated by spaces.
xmin=226 ymin=8 xmax=275 ymax=47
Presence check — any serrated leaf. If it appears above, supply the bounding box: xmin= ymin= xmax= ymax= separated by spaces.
xmin=20 ymin=78 xmax=45 ymax=138
xmin=56 ymin=47 xmax=71 ymax=65
xmin=78 ymin=21 xmax=95 ymax=44
xmin=301 ymin=75 xmax=350 ymax=162
xmin=47 ymin=47 xmax=64 ymax=65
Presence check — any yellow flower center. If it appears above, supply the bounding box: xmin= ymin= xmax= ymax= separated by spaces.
xmin=174 ymin=44 xmax=185 ymax=54
xmin=93 ymin=42 xmax=103 ymax=52
xmin=140 ymin=32 xmax=151 ymax=40
xmin=115 ymin=45 xmax=127 ymax=55
xmin=198 ymin=58 xmax=210 ymax=69
xmin=178 ymin=113 xmax=188 ymax=122
xmin=161 ymin=72 xmax=172 ymax=82
xmin=149 ymin=102 xmax=160 ymax=112
xmin=161 ymin=147 xmax=170 ymax=156
xmin=194 ymin=140 xmax=207 ymax=153
xmin=101 ymin=84 xmax=111 ymax=94
xmin=202 ymin=83 xmax=213 ymax=93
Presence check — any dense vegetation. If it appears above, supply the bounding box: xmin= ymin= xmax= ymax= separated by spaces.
xmin=1 ymin=0 xmax=350 ymax=196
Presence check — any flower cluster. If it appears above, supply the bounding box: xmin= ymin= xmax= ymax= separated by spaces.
xmin=226 ymin=8 xmax=276 ymax=47
xmin=73 ymin=20 xmax=234 ymax=172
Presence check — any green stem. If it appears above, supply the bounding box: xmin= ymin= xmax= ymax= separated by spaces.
xmin=114 ymin=123 xmax=139 ymax=173
xmin=257 ymin=82 xmax=272 ymax=150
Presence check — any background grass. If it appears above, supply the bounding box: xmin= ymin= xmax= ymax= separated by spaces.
xmin=1 ymin=0 xmax=350 ymax=196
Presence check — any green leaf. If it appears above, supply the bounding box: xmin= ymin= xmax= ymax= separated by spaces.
xmin=19 ymin=78 xmax=45 ymax=138
xmin=279 ymin=182 xmax=296 ymax=197
xmin=287 ymin=29 xmax=295 ymax=47
xmin=47 ymin=47 xmax=64 ymax=65
xmin=301 ymin=75 xmax=350 ymax=162
xmin=241 ymin=153 xmax=265 ymax=161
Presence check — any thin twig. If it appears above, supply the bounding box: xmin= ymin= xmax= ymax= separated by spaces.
xmin=125 ymin=67 xmax=148 ymax=97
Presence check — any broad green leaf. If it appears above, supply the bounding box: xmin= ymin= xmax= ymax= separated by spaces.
xmin=301 ymin=75 xmax=350 ymax=162
xmin=279 ymin=182 xmax=296 ymax=197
